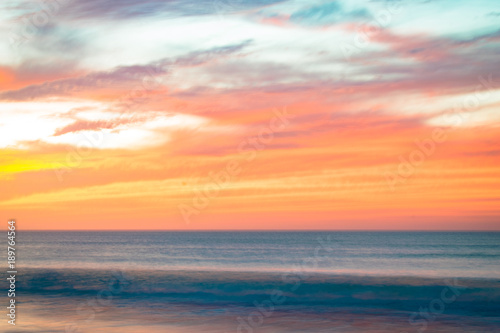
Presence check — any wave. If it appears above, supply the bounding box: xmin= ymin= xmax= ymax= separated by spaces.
xmin=14 ymin=268 xmax=500 ymax=318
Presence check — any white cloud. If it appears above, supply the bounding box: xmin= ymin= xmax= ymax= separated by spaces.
xmin=0 ymin=98 xmax=208 ymax=149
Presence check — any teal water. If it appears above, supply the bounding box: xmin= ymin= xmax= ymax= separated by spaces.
xmin=4 ymin=232 xmax=500 ymax=332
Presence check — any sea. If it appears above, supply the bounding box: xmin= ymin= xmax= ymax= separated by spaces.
xmin=3 ymin=231 xmax=500 ymax=332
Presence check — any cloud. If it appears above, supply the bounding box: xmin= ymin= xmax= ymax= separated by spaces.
xmin=53 ymin=119 xmax=132 ymax=136
xmin=0 ymin=41 xmax=252 ymax=101
xmin=52 ymin=0 xmax=285 ymax=21
xmin=487 ymin=11 xmax=500 ymax=17
xmin=290 ymin=2 xmax=370 ymax=26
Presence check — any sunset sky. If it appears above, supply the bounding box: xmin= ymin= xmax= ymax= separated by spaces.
xmin=0 ymin=0 xmax=499 ymax=230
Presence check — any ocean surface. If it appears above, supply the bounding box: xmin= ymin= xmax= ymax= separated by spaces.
xmin=3 ymin=231 xmax=500 ymax=332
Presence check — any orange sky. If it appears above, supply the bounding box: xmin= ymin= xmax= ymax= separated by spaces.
xmin=1 ymin=0 xmax=499 ymax=230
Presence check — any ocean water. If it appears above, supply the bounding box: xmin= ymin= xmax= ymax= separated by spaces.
xmin=15 ymin=231 xmax=500 ymax=278
xmin=3 ymin=232 xmax=500 ymax=332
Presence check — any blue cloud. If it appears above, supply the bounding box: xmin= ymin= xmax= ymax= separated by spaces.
xmin=290 ymin=1 xmax=370 ymax=26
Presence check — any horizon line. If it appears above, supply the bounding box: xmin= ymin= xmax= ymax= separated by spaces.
xmin=14 ymin=229 xmax=500 ymax=232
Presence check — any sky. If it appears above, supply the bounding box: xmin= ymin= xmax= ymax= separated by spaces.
xmin=0 ymin=0 xmax=499 ymax=230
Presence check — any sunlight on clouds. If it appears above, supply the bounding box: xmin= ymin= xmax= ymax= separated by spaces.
xmin=0 ymin=159 xmax=58 ymax=179
xmin=425 ymin=90 xmax=500 ymax=127
xmin=0 ymin=98 xmax=208 ymax=149
xmin=0 ymin=100 xmax=91 ymax=148
xmin=45 ymin=113 xmax=207 ymax=149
